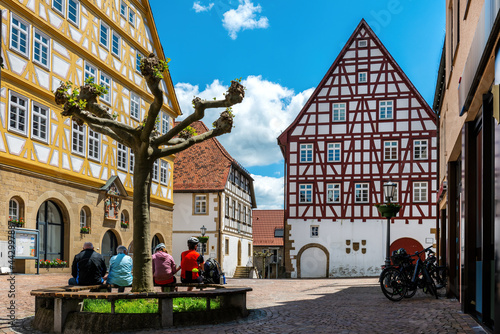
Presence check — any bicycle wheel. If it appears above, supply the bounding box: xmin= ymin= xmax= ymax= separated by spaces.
xmin=423 ymin=269 xmax=438 ymax=299
xmin=380 ymin=267 xmax=406 ymax=302
xmin=429 ymin=266 xmax=447 ymax=290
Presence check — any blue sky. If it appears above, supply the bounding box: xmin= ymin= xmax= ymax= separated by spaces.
xmin=149 ymin=0 xmax=445 ymax=209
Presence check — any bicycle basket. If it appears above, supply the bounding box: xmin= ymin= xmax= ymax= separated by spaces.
xmin=391 ymin=248 xmax=409 ymax=266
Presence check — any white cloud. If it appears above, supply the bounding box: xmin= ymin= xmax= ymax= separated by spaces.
xmin=222 ymin=0 xmax=269 ymax=39
xmin=251 ymin=174 xmax=283 ymax=209
xmin=193 ymin=1 xmax=214 ymax=12
xmin=174 ymin=76 xmax=314 ymax=168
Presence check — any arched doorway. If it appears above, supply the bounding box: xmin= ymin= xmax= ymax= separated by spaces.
xmin=37 ymin=201 xmax=64 ymax=261
xmin=237 ymin=240 xmax=242 ymax=266
xmin=300 ymin=247 xmax=328 ymax=278
xmin=102 ymin=230 xmax=118 ymax=268
xmin=391 ymin=238 xmax=424 ymax=259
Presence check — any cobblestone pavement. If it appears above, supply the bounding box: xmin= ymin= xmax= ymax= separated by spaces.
xmin=0 ymin=274 xmax=490 ymax=333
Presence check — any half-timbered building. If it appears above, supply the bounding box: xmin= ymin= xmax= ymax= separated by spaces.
xmin=278 ymin=20 xmax=437 ymax=278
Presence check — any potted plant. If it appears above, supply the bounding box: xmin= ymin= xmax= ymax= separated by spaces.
xmin=80 ymin=226 xmax=91 ymax=234
xmin=374 ymin=203 xmax=401 ymax=218
xmin=121 ymin=221 xmax=129 ymax=229
xmin=8 ymin=217 xmax=25 ymax=228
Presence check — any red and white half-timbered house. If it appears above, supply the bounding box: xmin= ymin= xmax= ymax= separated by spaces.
xmin=278 ymin=20 xmax=437 ymax=278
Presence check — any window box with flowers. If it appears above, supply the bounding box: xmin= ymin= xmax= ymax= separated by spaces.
xmin=36 ymin=259 xmax=68 ymax=268
xmin=374 ymin=203 xmax=401 ymax=218
xmin=80 ymin=226 xmax=91 ymax=234
xmin=120 ymin=221 xmax=129 ymax=229
xmin=8 ymin=217 xmax=25 ymax=228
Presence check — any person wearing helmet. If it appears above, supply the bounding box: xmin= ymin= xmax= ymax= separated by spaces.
xmin=181 ymin=237 xmax=204 ymax=291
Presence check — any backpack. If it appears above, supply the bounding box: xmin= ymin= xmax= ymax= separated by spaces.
xmin=203 ymin=258 xmax=222 ymax=284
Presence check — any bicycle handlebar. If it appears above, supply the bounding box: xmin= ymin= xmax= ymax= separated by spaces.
xmin=412 ymin=246 xmax=434 ymax=257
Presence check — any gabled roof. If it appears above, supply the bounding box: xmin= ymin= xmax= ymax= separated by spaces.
xmin=277 ymin=19 xmax=436 ymax=148
xmin=252 ymin=210 xmax=284 ymax=246
xmin=173 ymin=121 xmax=256 ymax=206
xmin=99 ymin=175 xmax=128 ymax=197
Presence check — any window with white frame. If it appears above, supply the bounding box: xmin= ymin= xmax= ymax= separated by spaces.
xmin=243 ymin=207 xmax=247 ymax=223
xmin=238 ymin=203 xmax=242 ymax=221
xmin=88 ymin=129 xmax=100 ymax=161
xmin=327 ymin=143 xmax=341 ymax=162
xmin=80 ymin=208 xmax=86 ymax=228
xmin=99 ymin=21 xmax=109 ymax=49
xmin=31 ymin=102 xmax=49 ymax=142
xmin=10 ymin=15 xmax=29 ymax=58
xmin=130 ymin=93 xmax=140 ymax=120
xmin=129 ymin=151 xmax=134 ymax=173
xmin=9 ymin=199 xmax=19 ymax=221
xmin=99 ymin=72 xmax=111 ymax=104
xmin=52 ymin=0 xmax=65 ymax=16
xmin=9 ymin=92 xmax=28 ymax=135
xmin=120 ymin=0 xmax=127 ymax=17
xmin=391 ymin=183 xmax=399 ymax=202
xmin=162 ymin=112 xmax=170 ymax=134
xmin=234 ymin=170 xmax=239 ymax=186
xmin=225 ymin=198 xmax=229 ymax=217
xmin=111 ymin=31 xmax=121 ymax=58
xmin=160 ymin=160 xmax=169 ymax=185
xmin=384 ymin=141 xmax=398 ymax=161
xmin=128 ymin=8 xmax=136 ymax=26
xmin=299 ymin=184 xmax=313 ymax=203
xmin=326 ymin=183 xmax=341 ymax=203
xmin=84 ymin=62 xmax=97 ymax=82
xmin=413 ymin=182 xmax=428 ymax=202
xmin=414 ymin=140 xmax=428 ymax=160
xmin=311 ymin=226 xmax=319 ymax=237
xmin=232 ymin=200 xmax=236 ymax=219
xmin=136 ymin=52 xmax=142 ymax=72
xmin=72 ymin=123 xmax=85 ymax=155
xmin=67 ymin=0 xmax=80 ymax=26
xmin=33 ymin=29 xmax=50 ymax=69
xmin=355 ymin=183 xmax=369 ymax=203
xmin=194 ymin=195 xmax=207 ymax=214
xmin=332 ymin=103 xmax=346 ymax=121
xmin=358 ymin=72 xmax=367 ymax=83
xmin=379 ymin=101 xmax=393 ymax=120
xmin=152 ymin=160 xmax=159 ymax=182
xmin=117 ymin=143 xmax=128 ymax=171
xmin=300 ymin=144 xmax=313 ymax=163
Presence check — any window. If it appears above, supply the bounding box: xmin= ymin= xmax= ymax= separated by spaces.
xmin=80 ymin=209 xmax=86 ymax=228
xmin=384 ymin=141 xmax=398 ymax=161
xmin=326 ymin=183 xmax=341 ymax=203
xmin=413 ymin=182 xmax=428 ymax=202
xmin=99 ymin=21 xmax=109 ymax=49
xmin=152 ymin=160 xmax=159 ymax=182
xmin=120 ymin=211 xmax=129 ymax=226
xmin=52 ymin=0 xmax=65 ymax=16
xmin=248 ymin=244 xmax=252 ymax=256
xmin=358 ymin=39 xmax=368 ymax=47
xmin=355 ymin=183 xmax=369 ymax=203
xmin=225 ymin=239 xmax=229 ymax=255
xmin=196 ymin=242 xmax=207 ymax=255
xmin=225 ymin=198 xmax=229 ymax=217
xmin=232 ymin=200 xmax=236 ymax=219
xmin=129 ymin=151 xmax=134 ymax=173
xmin=332 ymin=103 xmax=346 ymax=121
xmin=31 ymin=102 xmax=49 ymax=142
xmin=99 ymin=73 xmax=111 ymax=104
xmin=9 ymin=199 xmax=19 ymax=221
xmin=274 ymin=228 xmax=284 ymax=237
xmin=247 ymin=209 xmax=251 ymax=225
xmin=391 ymin=183 xmax=399 ymax=202
xmin=300 ymin=144 xmax=313 ymax=163
xmin=162 ymin=113 xmax=170 ymax=134
xmin=311 ymin=226 xmax=319 ymax=237
xmin=234 ymin=170 xmax=239 ymax=186
xmin=414 ymin=140 xmax=428 ymax=160
xmin=128 ymin=8 xmax=135 ymax=26
xmin=10 ymin=15 xmax=29 ymax=58
xmin=9 ymin=92 xmax=28 ymax=135
xmin=33 ymin=29 xmax=50 ymax=68
xmin=327 ymin=143 xmax=341 ymax=162
xmin=299 ymin=184 xmax=313 ymax=203
xmin=136 ymin=52 xmax=142 ymax=72
xmin=67 ymin=0 xmax=80 ymax=26
xmin=88 ymin=129 xmax=100 ymax=161
xmin=379 ymin=101 xmax=393 ymax=120
xmin=117 ymin=143 xmax=128 ymax=171
xmin=194 ymin=195 xmax=207 ymax=214
xmin=243 ymin=207 xmax=247 ymax=223
xmin=358 ymin=72 xmax=367 ymax=83
xmin=130 ymin=93 xmax=140 ymax=120
xmin=238 ymin=203 xmax=242 ymax=221
xmin=111 ymin=31 xmax=121 ymax=58
xmin=160 ymin=160 xmax=169 ymax=185
xmin=120 ymin=0 xmax=127 ymax=17
xmin=84 ymin=63 xmax=97 ymax=82
xmin=72 ymin=123 xmax=85 ymax=155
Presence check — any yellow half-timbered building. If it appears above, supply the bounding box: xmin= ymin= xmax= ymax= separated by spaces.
xmin=0 ymin=0 xmax=181 ymax=273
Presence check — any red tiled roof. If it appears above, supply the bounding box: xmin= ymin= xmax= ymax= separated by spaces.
xmin=252 ymin=210 xmax=284 ymax=246
xmin=173 ymin=121 xmax=234 ymax=191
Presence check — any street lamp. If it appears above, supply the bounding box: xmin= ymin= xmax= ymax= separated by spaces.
xmin=383 ymin=181 xmax=397 ymax=268
xmin=200 ymin=225 xmax=207 ymax=258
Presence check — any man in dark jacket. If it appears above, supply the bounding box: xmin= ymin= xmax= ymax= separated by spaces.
xmin=68 ymin=242 xmax=107 ymax=285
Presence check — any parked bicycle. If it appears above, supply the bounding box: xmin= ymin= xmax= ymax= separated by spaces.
xmin=379 ymin=246 xmax=441 ymax=301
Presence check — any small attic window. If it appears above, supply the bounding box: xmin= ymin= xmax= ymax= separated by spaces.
xmin=358 ymin=40 xmax=368 ymax=48
xmin=274 ymin=228 xmax=284 ymax=238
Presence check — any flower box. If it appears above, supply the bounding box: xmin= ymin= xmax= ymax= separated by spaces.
xmin=80 ymin=226 xmax=91 ymax=234
xmin=8 ymin=217 xmax=25 ymax=228
xmin=120 ymin=221 xmax=129 ymax=229
xmin=374 ymin=203 xmax=401 ymax=218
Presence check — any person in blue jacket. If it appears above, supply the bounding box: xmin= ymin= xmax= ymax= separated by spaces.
xmin=68 ymin=242 xmax=107 ymax=286
xmin=105 ymin=245 xmax=133 ymax=292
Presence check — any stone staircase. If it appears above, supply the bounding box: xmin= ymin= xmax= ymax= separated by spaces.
xmin=232 ymin=266 xmax=255 ymax=278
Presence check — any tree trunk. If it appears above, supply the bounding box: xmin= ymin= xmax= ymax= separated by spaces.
xmin=131 ymin=157 xmax=154 ymax=292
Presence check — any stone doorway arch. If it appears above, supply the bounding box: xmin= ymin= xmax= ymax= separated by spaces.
xmin=297 ymin=243 xmax=330 ymax=278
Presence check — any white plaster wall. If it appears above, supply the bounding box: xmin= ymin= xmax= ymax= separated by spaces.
xmin=221 ymin=234 xmax=252 ymax=277
xmin=288 ymin=218 xmax=436 ymax=278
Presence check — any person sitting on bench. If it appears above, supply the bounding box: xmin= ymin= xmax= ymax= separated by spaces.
xmin=68 ymin=242 xmax=107 ymax=286
xmin=105 ymin=245 xmax=133 ymax=292
xmin=181 ymin=237 xmax=204 ymax=291
xmin=152 ymin=243 xmax=180 ymax=292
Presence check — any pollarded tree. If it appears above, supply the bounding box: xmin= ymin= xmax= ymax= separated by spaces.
xmin=54 ymin=54 xmax=244 ymax=292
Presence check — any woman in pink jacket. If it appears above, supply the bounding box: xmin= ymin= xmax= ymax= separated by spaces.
xmin=152 ymin=243 xmax=180 ymax=291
